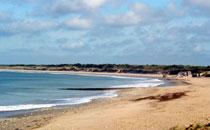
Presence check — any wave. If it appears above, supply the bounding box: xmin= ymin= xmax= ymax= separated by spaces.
xmin=0 ymin=69 xmax=161 ymax=81
xmin=105 ymin=77 xmax=164 ymax=88
xmin=0 ymin=71 xmax=164 ymax=113
xmin=0 ymin=81 xmax=163 ymax=112
xmin=0 ymin=104 xmax=55 ymax=112
xmin=0 ymin=78 xmax=162 ymax=112
xmin=0 ymin=91 xmax=117 ymax=112
xmin=73 ymin=74 xmax=146 ymax=79
xmin=109 ymin=82 xmax=164 ymax=88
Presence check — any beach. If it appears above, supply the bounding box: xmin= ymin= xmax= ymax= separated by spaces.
xmin=0 ymin=71 xmax=210 ymax=130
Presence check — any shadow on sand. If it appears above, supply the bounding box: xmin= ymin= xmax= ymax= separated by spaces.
xmin=132 ymin=91 xmax=189 ymax=102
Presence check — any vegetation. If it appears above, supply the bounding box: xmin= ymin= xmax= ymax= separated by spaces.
xmin=0 ymin=64 xmax=210 ymax=76
xmin=170 ymin=123 xmax=210 ymax=130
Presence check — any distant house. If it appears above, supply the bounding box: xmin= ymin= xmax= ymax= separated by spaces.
xmin=177 ymin=71 xmax=192 ymax=78
xmin=200 ymin=71 xmax=210 ymax=77
xmin=191 ymin=71 xmax=210 ymax=77
xmin=206 ymin=71 xmax=210 ymax=77
xmin=162 ymin=71 xmax=169 ymax=79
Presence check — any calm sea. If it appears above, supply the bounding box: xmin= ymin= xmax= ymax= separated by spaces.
xmin=0 ymin=71 xmax=164 ymax=117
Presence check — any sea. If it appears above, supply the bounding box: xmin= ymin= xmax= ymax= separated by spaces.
xmin=0 ymin=71 xmax=164 ymax=117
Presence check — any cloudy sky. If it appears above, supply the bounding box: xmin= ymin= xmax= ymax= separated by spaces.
xmin=0 ymin=0 xmax=210 ymax=65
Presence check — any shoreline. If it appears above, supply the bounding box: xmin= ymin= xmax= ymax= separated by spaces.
xmin=0 ymin=70 xmax=169 ymax=129
xmin=0 ymin=69 xmax=165 ymax=114
xmin=0 ymin=68 xmax=165 ymax=79
xmin=0 ymin=70 xmax=209 ymax=130
xmin=0 ymin=70 xmax=166 ymax=118
xmin=35 ymin=77 xmax=209 ymax=130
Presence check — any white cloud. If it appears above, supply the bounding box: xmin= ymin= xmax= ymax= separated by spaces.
xmin=1 ymin=0 xmax=210 ymax=65
xmin=193 ymin=45 xmax=203 ymax=52
xmin=186 ymin=0 xmax=210 ymax=8
xmin=59 ymin=41 xmax=84 ymax=49
xmin=104 ymin=2 xmax=152 ymax=27
xmin=166 ymin=2 xmax=186 ymax=17
xmin=82 ymin=0 xmax=108 ymax=9
xmin=65 ymin=17 xmax=92 ymax=29
xmin=48 ymin=0 xmax=109 ymax=15
xmin=104 ymin=2 xmax=169 ymax=27
xmin=0 ymin=11 xmax=11 ymax=22
xmin=105 ymin=11 xmax=141 ymax=27
xmin=50 ymin=0 xmax=82 ymax=14
xmin=184 ymin=0 xmax=210 ymax=15
xmin=2 ymin=20 xmax=58 ymax=35
xmin=130 ymin=3 xmax=150 ymax=14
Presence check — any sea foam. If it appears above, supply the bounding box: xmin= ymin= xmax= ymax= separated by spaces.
xmin=0 ymin=91 xmax=117 ymax=112
xmin=0 ymin=71 xmax=164 ymax=113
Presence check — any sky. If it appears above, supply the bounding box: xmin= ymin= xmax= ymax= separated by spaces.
xmin=0 ymin=0 xmax=210 ymax=65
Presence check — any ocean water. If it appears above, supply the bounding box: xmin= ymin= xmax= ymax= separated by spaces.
xmin=0 ymin=71 xmax=164 ymax=117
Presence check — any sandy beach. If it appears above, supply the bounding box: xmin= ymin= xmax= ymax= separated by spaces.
xmin=2 ymin=0 xmax=210 ymax=129
xmin=0 ymin=72 xmax=210 ymax=130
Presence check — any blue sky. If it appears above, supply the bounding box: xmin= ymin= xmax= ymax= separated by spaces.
xmin=0 ymin=0 xmax=210 ymax=65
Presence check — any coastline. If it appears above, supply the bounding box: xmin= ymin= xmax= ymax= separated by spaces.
xmin=0 ymin=69 xmax=165 ymax=114
xmin=0 ymin=69 xmax=165 ymax=79
xmin=0 ymin=70 xmax=209 ymax=130
xmin=0 ymin=69 xmax=165 ymax=116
